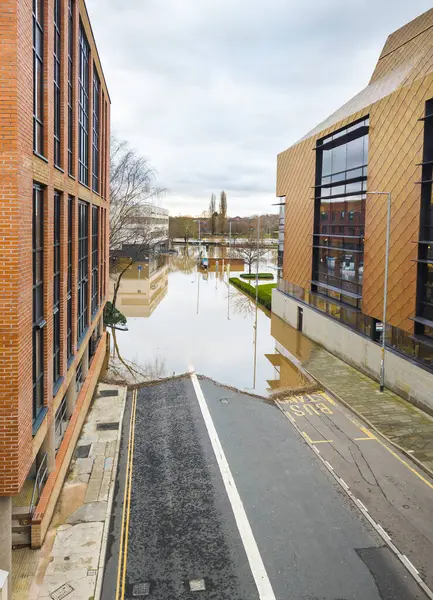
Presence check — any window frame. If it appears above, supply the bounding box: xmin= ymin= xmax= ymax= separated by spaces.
xmin=68 ymin=0 xmax=74 ymax=175
xmin=53 ymin=192 xmax=61 ymax=388
xmin=91 ymin=206 xmax=99 ymax=314
xmin=77 ymin=200 xmax=89 ymax=342
xmin=33 ymin=184 xmax=45 ymax=422
xmin=78 ymin=22 xmax=90 ymax=186
xmin=92 ymin=68 xmax=100 ymax=193
xmin=33 ymin=0 xmax=44 ymax=156
xmin=53 ymin=0 xmax=61 ymax=167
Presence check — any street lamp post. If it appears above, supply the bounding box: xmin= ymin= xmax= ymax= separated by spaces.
xmin=366 ymin=191 xmax=391 ymax=393
xmin=227 ymin=220 xmax=231 ymax=320
xmin=253 ymin=215 xmax=261 ymax=389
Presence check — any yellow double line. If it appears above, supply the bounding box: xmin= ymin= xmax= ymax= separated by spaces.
xmin=116 ymin=389 xmax=137 ymax=600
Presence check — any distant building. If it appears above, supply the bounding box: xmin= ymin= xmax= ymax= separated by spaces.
xmin=0 ymin=0 xmax=110 ymax=577
xmin=274 ymin=9 xmax=433 ymax=412
xmin=116 ymin=204 xmax=169 ymax=255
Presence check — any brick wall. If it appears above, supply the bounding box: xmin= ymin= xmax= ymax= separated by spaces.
xmin=0 ymin=0 xmax=110 ymax=495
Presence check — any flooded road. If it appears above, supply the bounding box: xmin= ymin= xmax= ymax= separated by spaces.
xmin=110 ymin=246 xmax=313 ymax=396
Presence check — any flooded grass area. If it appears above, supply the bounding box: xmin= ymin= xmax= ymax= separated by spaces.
xmin=109 ymin=246 xmax=315 ymax=397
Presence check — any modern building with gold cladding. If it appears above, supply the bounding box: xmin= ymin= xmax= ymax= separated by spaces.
xmin=273 ymin=9 xmax=433 ymax=413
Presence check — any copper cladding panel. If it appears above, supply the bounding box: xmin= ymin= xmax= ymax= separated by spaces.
xmin=277 ymin=8 xmax=433 ymax=333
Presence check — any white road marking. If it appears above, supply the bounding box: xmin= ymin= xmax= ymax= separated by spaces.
xmin=356 ymin=499 xmax=368 ymax=513
xmin=189 ymin=367 xmax=276 ymax=600
xmin=275 ymin=398 xmax=433 ymax=600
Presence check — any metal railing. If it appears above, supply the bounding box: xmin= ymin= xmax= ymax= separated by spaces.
xmin=30 ymin=452 xmax=48 ymax=516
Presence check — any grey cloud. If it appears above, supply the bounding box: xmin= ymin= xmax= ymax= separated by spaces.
xmin=87 ymin=0 xmax=432 ymax=214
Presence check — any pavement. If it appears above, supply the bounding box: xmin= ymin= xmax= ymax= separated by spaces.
xmin=301 ymin=347 xmax=433 ymax=476
xmin=102 ymin=375 xmax=433 ymax=600
xmin=12 ymin=382 xmax=127 ymax=600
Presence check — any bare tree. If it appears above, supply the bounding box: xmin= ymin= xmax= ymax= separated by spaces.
xmin=110 ymin=136 xmax=164 ymax=252
xmin=231 ymin=230 xmax=269 ymax=274
xmin=219 ymin=190 xmax=227 ymax=234
xmin=107 ymin=137 xmax=165 ymax=321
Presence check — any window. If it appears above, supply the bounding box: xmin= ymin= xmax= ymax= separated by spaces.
xmin=33 ymin=0 xmax=44 ymax=155
xmin=91 ymin=206 xmax=99 ymax=314
xmin=53 ymin=193 xmax=61 ymax=387
xmin=54 ymin=394 xmax=69 ymax=454
xmin=33 ymin=185 xmax=45 ymax=421
xmin=415 ymin=98 xmax=433 ymax=340
xmin=67 ymin=197 xmax=74 ymax=360
xmin=76 ymin=359 xmax=83 ymax=394
xmin=77 ymin=200 xmax=89 ymax=342
xmin=78 ymin=23 xmax=90 ymax=186
xmin=101 ymin=208 xmax=106 ymax=298
xmin=92 ymin=69 xmax=100 ymax=192
xmin=68 ymin=0 xmax=74 ymax=175
xmin=313 ymin=117 xmax=369 ymax=306
xmin=53 ymin=0 xmax=61 ymax=166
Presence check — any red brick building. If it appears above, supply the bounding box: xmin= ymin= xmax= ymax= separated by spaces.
xmin=0 ymin=0 xmax=110 ymax=579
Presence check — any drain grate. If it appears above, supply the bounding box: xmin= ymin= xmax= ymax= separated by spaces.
xmin=75 ymin=444 xmax=91 ymax=458
xmin=132 ymin=582 xmax=150 ymax=596
xmin=50 ymin=584 xmax=74 ymax=600
xmin=96 ymin=422 xmax=119 ymax=431
xmin=99 ymin=389 xmax=119 ymax=397
xmin=189 ymin=578 xmax=206 ymax=592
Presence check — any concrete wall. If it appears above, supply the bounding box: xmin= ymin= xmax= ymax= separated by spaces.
xmin=272 ymin=289 xmax=433 ymax=414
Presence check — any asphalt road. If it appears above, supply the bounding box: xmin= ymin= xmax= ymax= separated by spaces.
xmin=102 ymin=376 xmax=432 ymax=600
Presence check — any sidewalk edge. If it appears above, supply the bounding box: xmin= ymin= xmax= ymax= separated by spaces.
xmin=94 ymin=385 xmax=128 ymax=600
xmin=305 ymin=370 xmax=433 ymax=481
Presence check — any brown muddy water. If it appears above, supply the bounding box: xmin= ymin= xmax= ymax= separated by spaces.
xmin=110 ymin=246 xmax=316 ymax=397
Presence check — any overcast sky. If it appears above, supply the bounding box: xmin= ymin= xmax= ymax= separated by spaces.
xmin=86 ymin=0 xmax=432 ymax=217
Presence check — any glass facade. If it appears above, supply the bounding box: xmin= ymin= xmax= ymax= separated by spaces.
xmin=53 ymin=193 xmax=61 ymax=387
xmin=53 ymin=0 xmax=61 ymax=167
xmin=279 ymin=115 xmax=433 ymax=372
xmin=67 ymin=196 xmax=73 ymax=360
xmin=415 ymin=97 xmax=433 ymax=350
xmin=313 ymin=117 xmax=369 ymax=308
xmin=33 ymin=0 xmax=44 ymax=155
xmin=91 ymin=206 xmax=99 ymax=314
xmin=68 ymin=0 xmax=74 ymax=175
xmin=77 ymin=200 xmax=89 ymax=342
xmin=33 ymin=185 xmax=44 ymax=421
xmin=78 ymin=23 xmax=90 ymax=186
xmin=92 ymin=69 xmax=100 ymax=193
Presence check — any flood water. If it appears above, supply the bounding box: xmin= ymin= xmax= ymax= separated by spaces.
xmin=110 ymin=245 xmax=316 ymax=397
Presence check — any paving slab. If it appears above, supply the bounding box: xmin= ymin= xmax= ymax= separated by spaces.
xmin=66 ymin=501 xmax=107 ymax=525
xmin=303 ymin=346 xmax=433 ymax=475
xmin=12 ymin=383 xmax=127 ymax=600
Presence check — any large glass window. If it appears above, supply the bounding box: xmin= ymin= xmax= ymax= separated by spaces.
xmin=33 ymin=0 xmax=44 ymax=155
xmin=415 ymin=98 xmax=433 ymax=340
xmin=53 ymin=193 xmax=61 ymax=387
xmin=91 ymin=206 xmax=99 ymax=314
xmin=33 ymin=185 xmax=45 ymax=421
xmin=53 ymin=0 xmax=61 ymax=167
xmin=312 ymin=117 xmax=369 ymax=308
xmin=53 ymin=193 xmax=61 ymax=381
xmin=77 ymin=200 xmax=89 ymax=342
xmin=92 ymin=69 xmax=100 ymax=193
xmin=78 ymin=23 xmax=90 ymax=186
xmin=68 ymin=0 xmax=74 ymax=175
xmin=67 ymin=196 xmax=74 ymax=360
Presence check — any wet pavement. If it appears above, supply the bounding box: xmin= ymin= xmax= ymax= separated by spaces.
xmin=102 ymin=378 xmax=431 ymax=600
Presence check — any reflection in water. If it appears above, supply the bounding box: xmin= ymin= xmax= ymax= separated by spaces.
xmin=113 ymin=256 xmax=168 ymax=318
xmin=108 ymin=245 xmax=318 ymax=396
